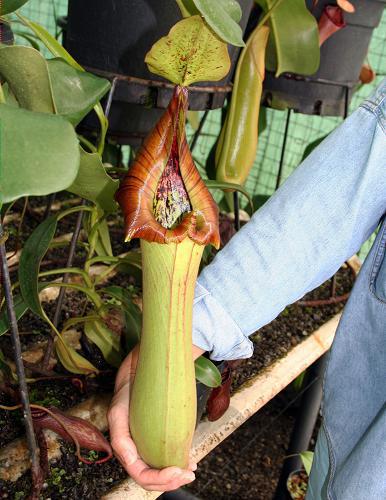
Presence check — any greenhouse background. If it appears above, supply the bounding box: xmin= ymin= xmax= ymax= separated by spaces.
xmin=18 ymin=0 xmax=386 ymax=256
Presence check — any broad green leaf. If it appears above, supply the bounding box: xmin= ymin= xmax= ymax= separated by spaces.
xmin=195 ymin=356 xmax=222 ymax=387
xmin=192 ymin=0 xmax=244 ymax=46
xmin=0 ymin=105 xmax=80 ymax=204
xmin=300 ymin=451 xmax=314 ymax=475
xmin=0 ymin=294 xmax=29 ymax=336
xmin=0 ymin=45 xmax=55 ymax=113
xmin=102 ymin=285 xmax=142 ymax=353
xmin=0 ymin=0 xmax=29 ymax=15
xmin=205 ymin=180 xmax=253 ymax=211
xmin=17 ymin=14 xmax=83 ymax=71
xmin=18 ymin=216 xmax=57 ymax=317
xmin=256 ymin=0 xmax=320 ymax=76
xmin=67 ymin=148 xmax=118 ymax=213
xmin=55 ymin=337 xmax=98 ymax=375
xmin=48 ymin=58 xmax=110 ymax=125
xmin=84 ymin=319 xmax=122 ymax=368
xmin=145 ymin=15 xmax=231 ymax=86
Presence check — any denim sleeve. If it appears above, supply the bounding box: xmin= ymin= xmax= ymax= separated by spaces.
xmin=192 ymin=79 xmax=386 ymax=361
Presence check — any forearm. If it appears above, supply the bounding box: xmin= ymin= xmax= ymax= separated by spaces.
xmin=193 ymin=83 xmax=386 ymax=360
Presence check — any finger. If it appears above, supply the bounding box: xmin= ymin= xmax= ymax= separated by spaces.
xmin=108 ymin=395 xmax=138 ymax=467
xmin=129 ymin=462 xmax=195 ymax=488
xmin=188 ymin=460 xmax=197 ymax=471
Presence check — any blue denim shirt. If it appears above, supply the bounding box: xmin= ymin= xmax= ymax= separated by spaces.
xmin=193 ymin=79 xmax=386 ymax=361
xmin=192 ymin=78 xmax=386 ymax=498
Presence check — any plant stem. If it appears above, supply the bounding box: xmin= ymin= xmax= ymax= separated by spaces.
xmin=0 ymin=223 xmax=41 ymax=482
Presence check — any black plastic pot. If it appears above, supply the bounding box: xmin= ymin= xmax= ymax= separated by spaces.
xmin=262 ymin=0 xmax=386 ymax=116
xmin=65 ymin=0 xmax=253 ymax=145
xmin=0 ymin=22 xmax=14 ymax=45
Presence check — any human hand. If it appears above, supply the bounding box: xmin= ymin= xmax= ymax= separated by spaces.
xmin=108 ymin=344 xmax=204 ymax=491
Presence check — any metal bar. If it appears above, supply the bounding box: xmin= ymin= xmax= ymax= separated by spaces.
xmin=273 ymin=354 xmax=327 ymax=500
xmin=190 ymin=109 xmax=209 ymax=152
xmin=275 ymin=109 xmax=291 ymax=190
xmin=42 ymin=203 xmax=86 ymax=368
xmin=233 ymin=191 xmax=240 ymax=231
xmin=0 ymin=223 xmax=40 ymax=480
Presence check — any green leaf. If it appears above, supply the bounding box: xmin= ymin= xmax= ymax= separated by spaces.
xmin=11 ymin=30 xmax=41 ymax=51
xmin=94 ymin=219 xmax=113 ymax=257
xmin=47 ymin=58 xmax=110 ymax=126
xmin=0 ymin=294 xmax=29 ymax=336
xmin=195 ymin=356 xmax=222 ymax=387
xmin=145 ymin=15 xmax=231 ymax=86
xmin=67 ymin=148 xmax=118 ymax=213
xmin=192 ymin=0 xmax=244 ymax=46
xmin=16 ymin=14 xmax=84 ymax=71
xmin=0 ymin=105 xmax=80 ymax=204
xmin=84 ymin=319 xmax=122 ymax=368
xmin=256 ymin=0 xmax=320 ymax=76
xmin=0 ymin=0 xmax=29 ymax=15
xmin=300 ymin=451 xmax=314 ymax=475
xmin=0 ymin=45 xmax=55 ymax=113
xmin=18 ymin=216 xmax=58 ymax=317
xmin=205 ymin=180 xmax=253 ymax=211
xmin=102 ymin=286 xmax=142 ymax=353
xmin=55 ymin=337 xmax=98 ymax=375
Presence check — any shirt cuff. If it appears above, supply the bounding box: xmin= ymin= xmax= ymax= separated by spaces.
xmin=192 ymin=282 xmax=254 ymax=361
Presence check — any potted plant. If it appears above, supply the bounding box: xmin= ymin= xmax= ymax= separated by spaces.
xmin=262 ymin=0 xmax=386 ymax=115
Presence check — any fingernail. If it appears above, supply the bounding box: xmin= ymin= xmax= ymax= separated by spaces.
xmin=172 ymin=470 xmax=183 ymax=479
xmin=123 ymin=452 xmax=136 ymax=465
xmin=183 ymin=472 xmax=195 ymax=482
xmin=191 ymin=463 xmax=198 ymax=471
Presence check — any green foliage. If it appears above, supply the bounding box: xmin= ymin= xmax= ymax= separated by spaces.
xmin=256 ymin=0 xmax=320 ymax=76
xmin=84 ymin=319 xmax=122 ymax=368
xmin=48 ymin=58 xmax=110 ymax=126
xmin=0 ymin=105 xmax=80 ymax=204
xmin=0 ymin=0 xmax=29 ymax=15
xmin=300 ymin=451 xmax=314 ymax=475
xmin=0 ymin=46 xmax=55 ymax=112
xmin=18 ymin=215 xmax=58 ymax=317
xmin=179 ymin=0 xmax=245 ymax=46
xmin=0 ymin=294 xmax=29 ymax=336
xmin=145 ymin=15 xmax=231 ymax=86
xmin=102 ymin=286 xmax=142 ymax=353
xmin=68 ymin=148 xmax=118 ymax=213
xmin=195 ymin=356 xmax=222 ymax=387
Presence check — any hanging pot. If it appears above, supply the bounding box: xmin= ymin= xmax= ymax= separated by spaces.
xmin=65 ymin=0 xmax=253 ymax=145
xmin=262 ymin=0 xmax=386 ymax=116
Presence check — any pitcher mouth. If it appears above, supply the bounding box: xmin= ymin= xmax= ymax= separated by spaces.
xmin=115 ymin=85 xmax=220 ymax=248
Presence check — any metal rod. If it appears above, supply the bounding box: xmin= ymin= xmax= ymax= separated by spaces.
xmin=43 ymin=192 xmax=56 ymax=219
xmin=233 ymin=191 xmax=240 ymax=231
xmin=190 ymin=109 xmax=209 ymax=152
xmin=0 ymin=223 xmax=41 ymax=479
xmin=273 ymin=354 xmax=327 ymax=500
xmin=275 ymin=109 xmax=291 ymax=190
xmin=105 ymin=76 xmax=118 ymax=119
xmin=42 ymin=204 xmax=86 ymax=368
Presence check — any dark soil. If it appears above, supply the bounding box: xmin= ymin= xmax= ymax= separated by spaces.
xmin=0 ymin=265 xmax=355 ymax=499
xmin=231 ymin=265 xmax=354 ymax=392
